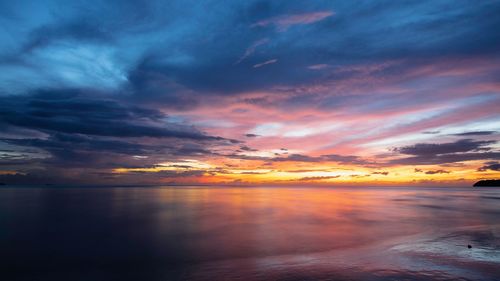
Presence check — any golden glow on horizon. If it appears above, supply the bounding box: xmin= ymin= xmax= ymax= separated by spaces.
xmin=110 ymin=158 xmax=499 ymax=185
xmin=0 ymin=170 xmax=21 ymax=175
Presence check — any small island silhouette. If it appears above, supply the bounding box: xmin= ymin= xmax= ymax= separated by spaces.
xmin=473 ymin=180 xmax=500 ymax=187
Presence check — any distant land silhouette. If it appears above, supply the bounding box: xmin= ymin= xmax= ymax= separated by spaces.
xmin=473 ymin=180 xmax=500 ymax=187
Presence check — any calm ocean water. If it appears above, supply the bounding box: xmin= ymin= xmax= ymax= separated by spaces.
xmin=1 ymin=186 xmax=499 ymax=281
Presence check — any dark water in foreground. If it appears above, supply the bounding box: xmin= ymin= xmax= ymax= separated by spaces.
xmin=1 ymin=186 xmax=499 ymax=281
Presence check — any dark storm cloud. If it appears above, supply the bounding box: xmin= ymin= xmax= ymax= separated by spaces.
xmin=0 ymin=90 xmax=220 ymax=140
xmin=478 ymin=161 xmax=500 ymax=172
xmin=0 ymin=168 xmax=207 ymax=185
xmin=1 ymin=132 xmax=221 ymax=170
xmin=452 ymin=131 xmax=497 ymax=136
xmin=393 ymin=139 xmax=496 ymax=156
xmin=2 ymin=134 xmax=147 ymax=157
xmin=1 ymin=138 xmax=139 ymax=169
xmin=391 ymin=139 xmax=499 ymax=165
xmin=0 ymin=89 xmax=235 ymax=178
xmin=392 ymin=152 xmax=500 ymax=166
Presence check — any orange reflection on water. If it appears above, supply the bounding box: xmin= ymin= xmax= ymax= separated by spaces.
xmin=1 ymin=186 xmax=499 ymax=280
xmin=131 ymin=186 xmax=486 ymax=262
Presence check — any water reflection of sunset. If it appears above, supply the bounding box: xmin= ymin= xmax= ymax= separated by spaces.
xmin=5 ymin=187 xmax=498 ymax=280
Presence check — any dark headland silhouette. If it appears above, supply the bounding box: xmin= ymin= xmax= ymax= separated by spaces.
xmin=473 ymin=180 xmax=500 ymax=187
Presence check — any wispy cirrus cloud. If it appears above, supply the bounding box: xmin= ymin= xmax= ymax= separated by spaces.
xmin=235 ymin=38 xmax=270 ymax=64
xmin=253 ymin=59 xmax=278 ymax=68
xmin=251 ymin=11 xmax=334 ymax=32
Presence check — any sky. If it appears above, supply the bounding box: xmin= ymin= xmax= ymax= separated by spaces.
xmin=0 ymin=0 xmax=499 ymax=186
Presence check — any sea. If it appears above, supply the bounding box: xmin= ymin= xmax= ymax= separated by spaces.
xmin=1 ymin=186 xmax=499 ymax=281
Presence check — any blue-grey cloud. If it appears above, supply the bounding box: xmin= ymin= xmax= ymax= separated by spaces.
xmin=394 ymin=139 xmax=496 ymax=156
xmin=0 ymin=90 xmax=220 ymax=140
xmin=391 ymin=139 xmax=499 ymax=165
xmin=478 ymin=161 xmax=500 ymax=172
xmin=453 ymin=131 xmax=497 ymax=136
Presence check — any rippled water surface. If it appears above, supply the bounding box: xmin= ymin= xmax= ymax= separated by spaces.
xmin=1 ymin=186 xmax=499 ymax=280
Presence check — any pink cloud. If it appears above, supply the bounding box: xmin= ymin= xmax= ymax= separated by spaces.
xmin=163 ymin=57 xmax=500 ymax=169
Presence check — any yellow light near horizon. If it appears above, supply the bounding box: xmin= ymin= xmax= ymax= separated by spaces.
xmin=112 ymin=159 xmax=214 ymax=173
xmin=110 ymin=157 xmax=497 ymax=185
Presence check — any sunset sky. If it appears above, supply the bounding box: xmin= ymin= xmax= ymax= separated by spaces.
xmin=0 ymin=0 xmax=499 ymax=186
